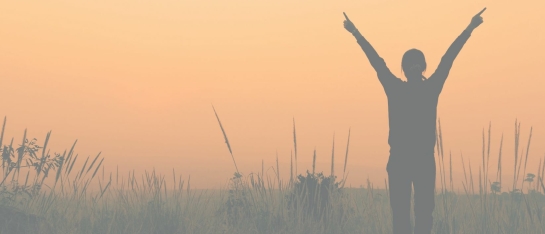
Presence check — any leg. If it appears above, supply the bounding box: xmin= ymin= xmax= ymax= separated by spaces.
xmin=387 ymin=156 xmax=413 ymax=234
xmin=413 ymin=155 xmax=436 ymax=234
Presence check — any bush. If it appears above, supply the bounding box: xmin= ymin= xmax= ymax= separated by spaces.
xmin=286 ymin=171 xmax=344 ymax=222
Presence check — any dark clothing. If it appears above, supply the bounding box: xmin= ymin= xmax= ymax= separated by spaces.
xmin=387 ymin=153 xmax=436 ymax=234
xmin=354 ymin=29 xmax=472 ymax=154
xmin=352 ymin=28 xmax=472 ymax=234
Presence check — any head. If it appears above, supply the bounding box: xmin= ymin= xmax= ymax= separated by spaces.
xmin=402 ymin=48 xmax=427 ymax=82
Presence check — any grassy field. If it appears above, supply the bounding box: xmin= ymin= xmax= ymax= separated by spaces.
xmin=1 ymin=114 xmax=545 ymax=234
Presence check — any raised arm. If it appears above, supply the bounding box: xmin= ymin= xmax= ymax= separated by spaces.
xmin=429 ymin=8 xmax=486 ymax=91
xmin=343 ymin=12 xmax=401 ymax=88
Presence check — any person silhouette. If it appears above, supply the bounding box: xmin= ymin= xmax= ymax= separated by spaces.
xmin=343 ymin=8 xmax=486 ymax=234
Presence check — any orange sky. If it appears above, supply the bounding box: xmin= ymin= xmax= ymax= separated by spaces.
xmin=1 ymin=0 xmax=544 ymax=191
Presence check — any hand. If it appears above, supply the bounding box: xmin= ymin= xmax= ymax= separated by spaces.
xmin=468 ymin=7 xmax=486 ymax=30
xmin=343 ymin=12 xmax=358 ymax=33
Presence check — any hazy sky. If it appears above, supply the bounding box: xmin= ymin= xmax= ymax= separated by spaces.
xmin=1 ymin=0 xmax=544 ymax=190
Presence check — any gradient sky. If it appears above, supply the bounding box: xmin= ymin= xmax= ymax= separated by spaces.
xmin=1 ymin=0 xmax=544 ymax=190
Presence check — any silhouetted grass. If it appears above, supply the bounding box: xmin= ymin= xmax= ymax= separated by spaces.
xmin=1 ymin=114 xmax=545 ymax=234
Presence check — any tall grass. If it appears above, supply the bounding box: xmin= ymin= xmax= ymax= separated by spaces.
xmin=0 ymin=113 xmax=544 ymax=233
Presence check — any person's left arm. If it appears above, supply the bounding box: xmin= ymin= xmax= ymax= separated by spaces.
xmin=428 ymin=8 xmax=486 ymax=92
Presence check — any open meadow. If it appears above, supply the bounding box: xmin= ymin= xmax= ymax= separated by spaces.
xmin=1 ymin=115 xmax=545 ymax=234
xmin=2 ymin=1 xmax=545 ymax=233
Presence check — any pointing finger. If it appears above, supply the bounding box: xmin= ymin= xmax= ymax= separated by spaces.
xmin=476 ymin=7 xmax=486 ymax=16
xmin=343 ymin=12 xmax=351 ymax=21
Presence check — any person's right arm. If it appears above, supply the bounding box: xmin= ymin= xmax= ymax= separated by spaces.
xmin=344 ymin=13 xmax=401 ymax=88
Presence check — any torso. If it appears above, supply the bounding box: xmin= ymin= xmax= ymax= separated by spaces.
xmin=386 ymin=80 xmax=440 ymax=156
